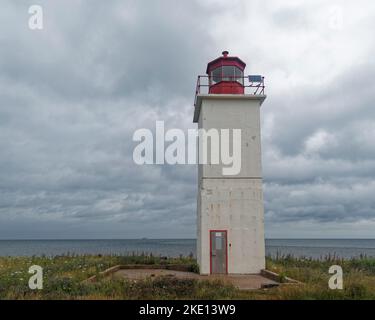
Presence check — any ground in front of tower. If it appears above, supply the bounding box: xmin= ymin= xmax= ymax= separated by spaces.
xmin=110 ymin=269 xmax=279 ymax=290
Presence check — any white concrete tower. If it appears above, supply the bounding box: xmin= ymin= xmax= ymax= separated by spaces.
xmin=194 ymin=51 xmax=267 ymax=275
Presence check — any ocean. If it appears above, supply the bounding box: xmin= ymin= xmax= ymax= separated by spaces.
xmin=1 ymin=239 xmax=375 ymax=259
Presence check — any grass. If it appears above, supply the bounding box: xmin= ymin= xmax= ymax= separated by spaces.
xmin=0 ymin=253 xmax=375 ymax=299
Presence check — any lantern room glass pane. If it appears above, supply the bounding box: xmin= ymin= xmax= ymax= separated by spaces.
xmin=222 ymin=66 xmax=234 ymax=81
xmin=235 ymin=67 xmax=243 ymax=84
xmin=211 ymin=67 xmax=222 ymax=84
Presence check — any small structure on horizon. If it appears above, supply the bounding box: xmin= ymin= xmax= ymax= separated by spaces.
xmin=193 ymin=51 xmax=267 ymax=275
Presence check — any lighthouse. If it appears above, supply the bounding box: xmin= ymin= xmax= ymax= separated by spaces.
xmin=193 ymin=51 xmax=266 ymax=274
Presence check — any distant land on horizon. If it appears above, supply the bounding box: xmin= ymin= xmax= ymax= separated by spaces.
xmin=1 ymin=238 xmax=375 ymax=241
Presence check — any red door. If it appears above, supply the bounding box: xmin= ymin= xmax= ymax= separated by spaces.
xmin=210 ymin=230 xmax=228 ymax=274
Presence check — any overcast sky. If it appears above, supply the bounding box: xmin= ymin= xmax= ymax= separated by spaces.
xmin=1 ymin=0 xmax=375 ymax=239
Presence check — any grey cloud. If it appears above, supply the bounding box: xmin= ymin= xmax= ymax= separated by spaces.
xmin=0 ymin=0 xmax=375 ymax=239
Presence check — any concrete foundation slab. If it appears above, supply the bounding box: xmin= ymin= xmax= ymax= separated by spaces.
xmin=111 ymin=269 xmax=278 ymax=290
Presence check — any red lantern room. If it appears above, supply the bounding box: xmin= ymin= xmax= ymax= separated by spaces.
xmin=206 ymin=51 xmax=246 ymax=94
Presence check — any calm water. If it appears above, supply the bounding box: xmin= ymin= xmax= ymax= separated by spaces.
xmin=0 ymin=239 xmax=375 ymax=259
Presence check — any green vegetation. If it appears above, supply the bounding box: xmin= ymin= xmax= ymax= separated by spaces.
xmin=0 ymin=254 xmax=375 ymax=299
xmin=264 ymin=254 xmax=375 ymax=300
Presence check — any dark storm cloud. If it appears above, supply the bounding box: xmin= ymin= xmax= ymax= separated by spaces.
xmin=0 ymin=1 xmax=212 ymax=103
xmin=0 ymin=0 xmax=375 ymax=238
xmin=0 ymin=0 xmax=210 ymax=238
xmin=261 ymin=61 xmax=375 ymax=228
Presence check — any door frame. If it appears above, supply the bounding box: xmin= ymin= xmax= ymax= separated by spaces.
xmin=209 ymin=229 xmax=228 ymax=274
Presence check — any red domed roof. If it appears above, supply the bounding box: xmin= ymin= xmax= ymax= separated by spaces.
xmin=206 ymin=51 xmax=246 ymax=74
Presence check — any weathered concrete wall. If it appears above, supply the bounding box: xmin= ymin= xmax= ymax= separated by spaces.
xmin=198 ymin=179 xmax=265 ymax=274
xmin=196 ymin=94 xmax=266 ymax=274
xmin=198 ymin=96 xmax=263 ymax=178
